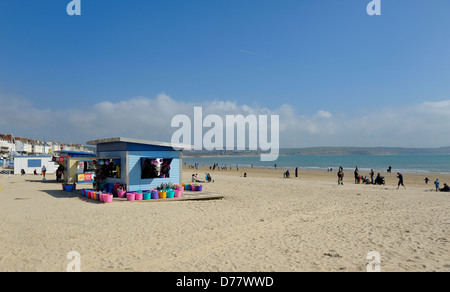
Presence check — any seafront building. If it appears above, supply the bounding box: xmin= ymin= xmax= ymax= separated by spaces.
xmin=0 ymin=133 xmax=93 ymax=158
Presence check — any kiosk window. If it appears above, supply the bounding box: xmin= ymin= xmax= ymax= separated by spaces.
xmin=96 ymin=159 xmax=121 ymax=179
xmin=141 ymin=158 xmax=172 ymax=179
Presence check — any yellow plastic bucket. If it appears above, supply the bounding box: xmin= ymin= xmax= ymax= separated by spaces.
xmin=159 ymin=191 xmax=167 ymax=199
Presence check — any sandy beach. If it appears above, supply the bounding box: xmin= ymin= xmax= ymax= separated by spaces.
xmin=0 ymin=166 xmax=449 ymax=272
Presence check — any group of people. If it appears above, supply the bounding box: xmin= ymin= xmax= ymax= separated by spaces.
xmin=336 ymin=165 xmax=405 ymax=189
xmin=21 ymin=165 xmax=48 ymax=178
xmin=340 ymin=166 xmax=450 ymax=191
xmin=188 ymin=163 xmax=199 ymax=170
xmin=425 ymin=178 xmax=450 ymax=192
xmin=191 ymin=173 xmax=213 ymax=183
xmin=211 ymin=163 xmax=239 ymax=171
xmin=283 ymin=167 xmax=299 ymax=178
xmin=189 ymin=162 xmax=241 ymax=171
xmin=188 ymin=162 xmax=449 ymax=192
xmin=352 ymin=166 xmax=384 ymax=185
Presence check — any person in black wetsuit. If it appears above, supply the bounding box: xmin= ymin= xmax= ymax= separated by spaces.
xmin=396 ymin=172 xmax=406 ymax=189
xmin=375 ymin=173 xmax=384 ymax=185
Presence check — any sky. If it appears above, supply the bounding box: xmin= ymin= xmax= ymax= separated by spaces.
xmin=1 ymin=0 xmax=450 ymax=148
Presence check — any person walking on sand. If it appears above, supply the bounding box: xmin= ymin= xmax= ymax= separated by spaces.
xmin=370 ymin=169 xmax=375 ymax=184
xmin=295 ymin=167 xmax=298 ymax=178
xmin=41 ymin=165 xmax=47 ymax=179
xmin=397 ymin=172 xmax=406 ymax=189
xmin=337 ymin=166 xmax=344 ymax=185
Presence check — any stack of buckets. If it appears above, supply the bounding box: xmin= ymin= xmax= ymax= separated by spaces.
xmin=123 ymin=187 xmax=184 ymax=201
xmin=184 ymin=184 xmax=203 ymax=192
xmin=80 ymin=184 xmax=194 ymax=203
xmin=80 ymin=189 xmax=113 ymax=203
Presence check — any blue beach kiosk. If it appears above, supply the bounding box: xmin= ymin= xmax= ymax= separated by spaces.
xmin=86 ymin=137 xmax=190 ymax=191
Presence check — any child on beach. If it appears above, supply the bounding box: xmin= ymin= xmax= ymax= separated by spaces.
xmin=434 ymin=179 xmax=440 ymax=192
xmin=337 ymin=167 xmax=344 ymax=185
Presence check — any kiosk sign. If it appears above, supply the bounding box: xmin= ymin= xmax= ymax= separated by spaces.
xmin=77 ymin=173 xmax=93 ymax=183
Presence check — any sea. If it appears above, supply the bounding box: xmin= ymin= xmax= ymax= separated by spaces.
xmin=183 ymin=154 xmax=450 ymax=174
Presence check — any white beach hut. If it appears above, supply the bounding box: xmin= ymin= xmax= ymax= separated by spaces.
xmin=13 ymin=156 xmax=56 ymax=175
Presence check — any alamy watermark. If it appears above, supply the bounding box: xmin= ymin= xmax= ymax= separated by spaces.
xmin=66 ymin=0 xmax=81 ymax=16
xmin=65 ymin=1 xmax=381 ymax=16
xmin=171 ymin=107 xmax=279 ymax=161
xmin=66 ymin=251 xmax=81 ymax=272
xmin=367 ymin=0 xmax=382 ymax=16
xmin=366 ymin=251 xmax=381 ymax=272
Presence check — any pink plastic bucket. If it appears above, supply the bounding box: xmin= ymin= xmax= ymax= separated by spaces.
xmin=104 ymin=194 xmax=113 ymax=203
xmin=135 ymin=192 xmax=143 ymax=200
xmin=174 ymin=189 xmax=182 ymax=198
xmin=117 ymin=191 xmax=126 ymax=198
xmin=127 ymin=192 xmax=135 ymax=201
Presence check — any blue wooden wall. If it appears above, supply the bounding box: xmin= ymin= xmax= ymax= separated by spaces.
xmin=97 ymin=147 xmax=181 ymax=191
xmin=96 ymin=142 xmax=181 ymax=191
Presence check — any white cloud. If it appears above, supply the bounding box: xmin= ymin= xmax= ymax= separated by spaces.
xmin=1 ymin=93 xmax=450 ymax=148
xmin=316 ymin=110 xmax=332 ymax=119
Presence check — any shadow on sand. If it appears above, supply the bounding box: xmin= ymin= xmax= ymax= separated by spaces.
xmin=24 ymin=178 xmax=101 ymax=203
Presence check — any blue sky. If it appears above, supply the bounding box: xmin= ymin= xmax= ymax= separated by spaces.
xmin=1 ymin=0 xmax=450 ymax=147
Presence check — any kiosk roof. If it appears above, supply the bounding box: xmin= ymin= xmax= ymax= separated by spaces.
xmin=86 ymin=137 xmax=192 ymax=151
